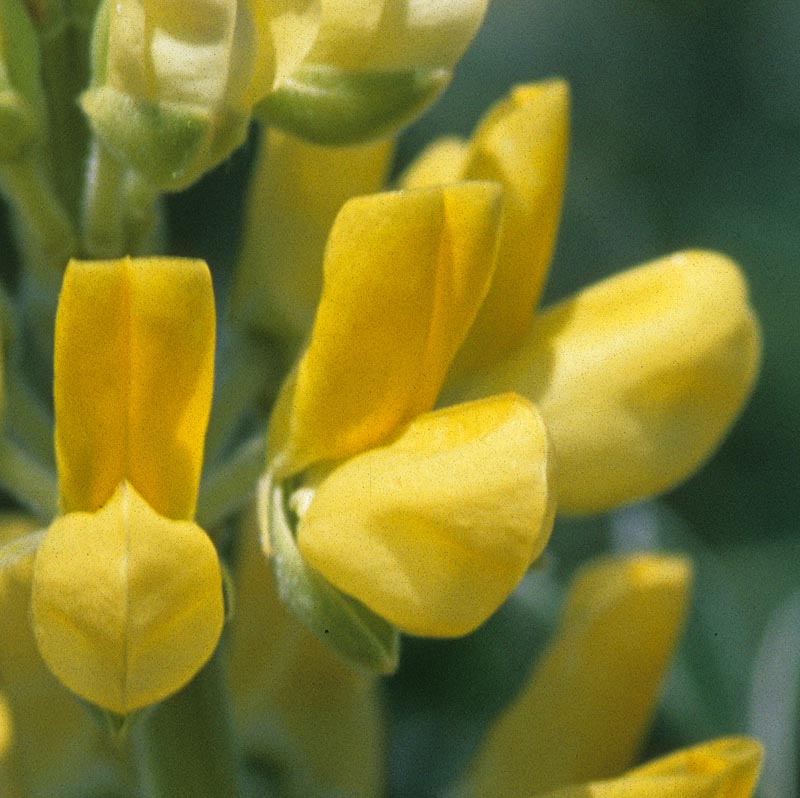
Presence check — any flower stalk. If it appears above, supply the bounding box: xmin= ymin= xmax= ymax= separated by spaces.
xmin=132 ymin=650 xmax=244 ymax=798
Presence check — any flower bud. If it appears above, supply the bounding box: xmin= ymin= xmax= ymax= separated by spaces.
xmin=257 ymin=0 xmax=488 ymax=144
xmin=81 ymin=0 xmax=256 ymax=189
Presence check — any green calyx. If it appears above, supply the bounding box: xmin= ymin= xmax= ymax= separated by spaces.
xmin=80 ymin=87 xmax=249 ymax=192
xmin=260 ymin=475 xmax=400 ymax=675
xmin=257 ymin=65 xmax=450 ymax=145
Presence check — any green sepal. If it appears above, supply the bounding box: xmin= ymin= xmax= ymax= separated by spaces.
xmin=256 ymin=65 xmax=450 ymax=145
xmin=79 ymin=697 xmax=143 ymax=743
xmin=80 ymin=86 xmax=249 ymax=191
xmin=260 ymin=475 xmax=400 ymax=675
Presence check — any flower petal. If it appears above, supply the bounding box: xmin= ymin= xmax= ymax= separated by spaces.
xmin=244 ymin=0 xmax=321 ymax=103
xmin=297 ymin=394 xmax=554 ymax=637
xmin=451 ymin=80 xmax=569 ymax=377
xmin=231 ymin=128 xmax=392 ymax=345
xmin=306 ymin=0 xmax=488 ymax=72
xmin=271 ymin=183 xmax=502 ymax=478
xmin=32 ymin=482 xmax=224 ymax=714
xmin=536 ymin=738 xmax=763 ymax=798
xmin=400 ymin=136 xmax=470 ymax=189
xmin=402 ymin=81 xmax=569 ymax=378
xmin=104 ymin=0 xmax=254 ymax=109
xmin=54 ymin=257 xmax=215 ymax=519
xmin=461 ymin=251 xmax=761 ymax=512
xmin=466 ymin=555 xmax=691 ymax=796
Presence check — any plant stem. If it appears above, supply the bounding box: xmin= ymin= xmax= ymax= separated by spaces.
xmin=3 ymin=365 xmax=55 ymax=469
xmin=81 ymin=138 xmax=127 ymax=258
xmin=132 ymin=649 xmax=244 ymax=798
xmin=198 ymin=433 xmax=265 ymax=533
xmin=123 ymin=172 xmax=164 ymax=255
xmin=0 ymin=155 xmax=77 ymax=283
xmin=37 ymin=15 xmax=92 ymax=219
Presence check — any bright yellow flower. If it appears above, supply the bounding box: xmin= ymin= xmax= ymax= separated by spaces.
xmin=459 ymin=555 xmax=763 ymax=798
xmin=231 ymin=128 xmax=393 ymax=346
xmin=402 ymin=80 xmax=761 ymax=513
xmin=30 ymin=257 xmax=224 ymax=715
xmin=262 ymin=182 xmax=556 ymax=643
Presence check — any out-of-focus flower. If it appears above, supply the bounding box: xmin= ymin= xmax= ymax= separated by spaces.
xmin=231 ymin=129 xmax=393 ymax=348
xmin=457 ymin=554 xmax=762 ymax=798
xmin=228 ymin=512 xmax=385 ymax=798
xmin=260 ymin=182 xmax=555 ymax=665
xmin=81 ymin=0 xmax=321 ymax=189
xmin=81 ymin=0 xmax=486 ymax=186
xmin=30 ymin=257 xmax=223 ymax=715
xmin=401 ymin=80 xmax=761 ymax=513
xmin=257 ymin=0 xmax=489 ymax=143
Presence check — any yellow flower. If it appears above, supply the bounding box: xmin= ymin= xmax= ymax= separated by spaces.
xmin=458 ymin=554 xmax=763 ymax=798
xmin=0 ymin=516 xmax=129 ymax=797
xmin=306 ymin=0 xmax=488 ymax=73
xmin=231 ymin=129 xmax=393 ymax=346
xmin=30 ymin=257 xmax=224 ymax=715
xmin=401 ymin=79 xmax=761 ymax=513
xmin=261 ymin=182 xmax=556 ymax=644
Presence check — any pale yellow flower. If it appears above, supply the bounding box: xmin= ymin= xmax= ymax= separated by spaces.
xmin=256 ymin=0 xmax=489 ymax=142
xmin=82 ymin=0 xmax=321 ymax=187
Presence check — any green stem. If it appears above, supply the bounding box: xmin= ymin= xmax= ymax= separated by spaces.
xmin=132 ymin=649 xmax=244 ymax=798
xmin=198 ymin=433 xmax=265 ymax=532
xmin=0 ymin=154 xmax=77 ymax=283
xmin=37 ymin=16 xmax=91 ymax=218
xmin=3 ymin=363 xmax=55 ymax=469
xmin=123 ymin=172 xmax=164 ymax=255
xmin=205 ymin=333 xmax=280 ymax=464
xmin=0 ymin=434 xmax=58 ymax=522
xmin=81 ymin=138 xmax=127 ymax=258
